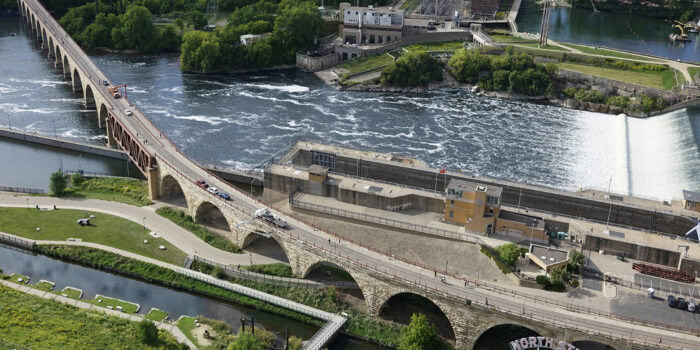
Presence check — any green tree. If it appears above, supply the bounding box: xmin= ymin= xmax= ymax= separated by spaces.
xmin=187 ymin=10 xmax=208 ymax=30
xmin=380 ymin=51 xmax=443 ymax=87
xmin=120 ymin=5 xmax=156 ymax=50
xmin=81 ymin=13 xmax=121 ymax=48
xmin=70 ymin=173 xmax=84 ymax=187
xmin=398 ymin=313 xmax=445 ymax=350
xmin=229 ymin=331 xmax=265 ymax=350
xmin=195 ymin=35 xmax=223 ymax=73
xmin=568 ymin=249 xmax=585 ymax=273
xmin=548 ymin=266 xmax=570 ymax=292
xmin=49 ymin=171 xmax=67 ymax=196
xmin=639 ymin=94 xmax=655 ymax=113
xmin=59 ymin=2 xmax=96 ymax=36
xmin=272 ymin=0 xmax=323 ymax=57
xmin=448 ymin=49 xmax=491 ymax=83
xmin=181 ymin=30 xmax=209 ymax=71
xmin=136 ymin=319 xmax=159 ymax=345
xmin=496 ymin=243 xmax=521 ymax=266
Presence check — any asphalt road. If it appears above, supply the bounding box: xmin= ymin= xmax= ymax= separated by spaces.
xmin=23 ymin=1 xmax=700 ymax=348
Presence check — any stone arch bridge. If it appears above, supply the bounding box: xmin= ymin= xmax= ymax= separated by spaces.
xmin=17 ymin=0 xmax=674 ymax=348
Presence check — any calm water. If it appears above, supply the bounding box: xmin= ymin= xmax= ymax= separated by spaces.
xmin=0 ymin=243 xmax=384 ymax=350
xmin=1 ymin=18 xmax=699 ymax=201
xmin=516 ymin=1 xmax=700 ymax=62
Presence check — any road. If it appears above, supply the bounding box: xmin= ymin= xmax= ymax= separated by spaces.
xmin=22 ymin=1 xmax=700 ymax=348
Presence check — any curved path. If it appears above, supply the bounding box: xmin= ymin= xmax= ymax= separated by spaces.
xmin=0 ymin=194 xmax=282 ymax=266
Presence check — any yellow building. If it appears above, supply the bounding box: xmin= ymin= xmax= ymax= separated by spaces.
xmin=444 ymin=179 xmax=502 ymax=234
xmin=682 ymin=190 xmax=700 ymax=213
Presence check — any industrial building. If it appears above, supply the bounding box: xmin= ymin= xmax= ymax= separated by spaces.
xmin=339 ymin=3 xmax=404 ymax=46
xmin=682 ymin=190 xmax=700 ymax=213
xmin=526 ymin=245 xmax=570 ymax=273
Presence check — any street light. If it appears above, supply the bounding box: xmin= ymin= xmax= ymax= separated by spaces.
xmin=445 ymin=259 xmax=448 ymax=275
xmin=529 ymin=219 xmax=536 ymax=246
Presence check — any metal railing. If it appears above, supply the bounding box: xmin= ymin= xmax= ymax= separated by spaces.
xmin=0 ymin=186 xmax=45 ymax=194
xmin=0 ymin=232 xmax=36 ymax=249
xmin=192 ymin=255 xmax=359 ymax=289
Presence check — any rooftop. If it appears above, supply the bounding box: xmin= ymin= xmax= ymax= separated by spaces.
xmin=683 ymin=190 xmax=700 ymax=202
xmin=446 ymin=179 xmax=502 ymax=199
xmin=308 ymin=164 xmax=328 ymax=175
xmin=529 ymin=245 xmax=569 ymax=265
xmin=498 ymin=211 xmax=544 ymax=229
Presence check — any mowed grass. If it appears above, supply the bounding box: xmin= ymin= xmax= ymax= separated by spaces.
xmin=176 ymin=316 xmax=199 ymax=347
xmin=59 ymin=286 xmax=82 ymax=299
xmin=243 ymin=263 xmax=294 ymax=278
xmin=689 ymin=66 xmax=700 ymax=81
xmin=146 ymin=308 xmax=169 ymax=322
xmin=490 ymin=35 xmax=568 ymax=51
xmin=560 ymin=43 xmax=661 ymax=62
xmin=9 ymin=273 xmax=29 ymax=284
xmin=405 ymin=41 xmax=465 ymax=52
xmin=556 ymin=62 xmax=681 ymax=90
xmin=338 ymin=53 xmax=394 ymax=76
xmin=0 ymin=207 xmax=187 ymax=265
xmin=89 ymin=295 xmax=139 ymax=314
xmin=0 ymin=284 xmax=183 ymax=349
xmin=34 ymin=281 xmax=55 ymax=292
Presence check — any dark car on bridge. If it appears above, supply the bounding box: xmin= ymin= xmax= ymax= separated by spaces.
xmin=196 ymin=180 xmax=208 ymax=189
xmin=677 ymin=297 xmax=688 ymax=310
xmin=667 ymin=295 xmax=678 ymax=307
xmin=218 ymin=192 xmax=231 ymax=201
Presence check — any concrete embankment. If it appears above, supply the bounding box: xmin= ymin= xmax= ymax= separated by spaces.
xmin=0 ymin=127 xmax=264 ymax=185
xmin=0 ymin=127 xmax=127 ymax=160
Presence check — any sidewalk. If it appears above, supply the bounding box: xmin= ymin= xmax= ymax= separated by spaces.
xmin=0 ymin=194 xmax=281 ymax=266
xmin=0 ymin=279 xmax=197 ymax=349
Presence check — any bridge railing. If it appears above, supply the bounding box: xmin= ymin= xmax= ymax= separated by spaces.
xmin=0 ymin=186 xmax=45 ymax=195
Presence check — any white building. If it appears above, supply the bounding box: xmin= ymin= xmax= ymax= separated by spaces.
xmin=339 ymin=3 xmax=404 ymax=47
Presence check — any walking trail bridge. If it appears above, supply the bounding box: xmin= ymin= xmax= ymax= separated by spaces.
xmin=16 ymin=0 xmax=700 ymax=349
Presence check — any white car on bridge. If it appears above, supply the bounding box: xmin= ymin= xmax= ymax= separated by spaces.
xmin=207 ymin=187 xmax=218 ymax=194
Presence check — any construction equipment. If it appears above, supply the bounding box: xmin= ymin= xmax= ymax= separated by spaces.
xmin=108 ymin=84 xmax=127 ymax=99
xmin=632 ymin=262 xmax=695 ymax=283
xmin=670 ymin=22 xmax=692 ymax=42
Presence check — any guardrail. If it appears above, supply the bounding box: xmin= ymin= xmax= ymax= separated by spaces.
xmin=192 ymin=255 xmax=359 ymax=289
xmin=291 ymin=194 xmax=481 ymax=244
xmin=0 ymin=232 xmax=36 ymax=250
xmin=0 ymin=186 xmax=45 ymax=194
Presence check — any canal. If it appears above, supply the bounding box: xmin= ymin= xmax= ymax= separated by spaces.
xmin=516 ymin=1 xmax=700 ymax=62
xmin=0 ymin=243 xmax=384 ymax=350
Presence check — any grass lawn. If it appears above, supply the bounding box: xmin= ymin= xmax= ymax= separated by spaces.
xmin=176 ymin=316 xmax=199 ymax=347
xmin=156 ymin=207 xmax=241 ymax=253
xmin=556 ymin=62 xmax=681 ymax=90
xmin=9 ymin=273 xmax=29 ymax=284
xmin=34 ymin=280 xmax=55 ymax=292
xmin=560 ymin=43 xmax=661 ymax=62
xmin=59 ymin=286 xmax=82 ymax=299
xmin=338 ymin=54 xmax=394 ymax=76
xmin=490 ymin=34 xmax=537 ymax=44
xmin=243 ymin=263 xmax=294 ymax=278
xmin=146 ymin=308 xmax=169 ymax=322
xmin=405 ymin=41 xmax=464 ymax=53
xmin=90 ymin=294 xmax=140 ymax=314
xmin=0 ymin=207 xmax=187 ymax=265
xmin=512 ymin=42 xmax=569 ymax=51
xmin=688 ymin=66 xmax=700 ymax=81
xmin=63 ymin=177 xmax=152 ymax=207
xmin=0 ymin=284 xmax=183 ymax=349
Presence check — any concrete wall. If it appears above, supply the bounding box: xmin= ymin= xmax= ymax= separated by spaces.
xmin=289 ymin=148 xmax=695 ymax=236
xmin=679 ymin=257 xmax=700 ymax=275
xmin=0 ymin=128 xmax=127 ymax=160
xmin=583 ymin=235 xmax=680 ymax=267
xmin=296 ymin=52 xmax=340 ymax=72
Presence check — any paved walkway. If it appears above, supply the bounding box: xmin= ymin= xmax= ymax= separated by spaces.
xmin=0 ymin=279 xmax=197 ymax=349
xmin=0 ymin=194 xmax=281 ymax=266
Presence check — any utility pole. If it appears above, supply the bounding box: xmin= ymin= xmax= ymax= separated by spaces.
xmin=538 ymin=0 xmax=552 ymax=47
xmin=606 ymin=177 xmax=612 ymax=228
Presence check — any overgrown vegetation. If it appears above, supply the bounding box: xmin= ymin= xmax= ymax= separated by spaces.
xmin=449 ymin=47 xmax=556 ymax=96
xmin=49 ymin=171 xmax=67 ymax=196
xmin=62 ymin=175 xmax=152 ymax=206
xmin=243 ymin=263 xmax=294 ymax=278
xmin=398 ymin=313 xmax=450 ymax=350
xmin=0 ymin=207 xmax=186 ymax=265
xmin=380 ymin=51 xmax=443 ymax=87
xmin=535 ymin=266 xmax=571 ymax=292
xmin=495 ymin=243 xmax=521 ymax=266
xmin=155 ymin=206 xmax=242 ymax=253
xmin=0 ymin=284 xmax=186 ymax=349
xmin=480 ymin=245 xmax=512 ymax=274
xmin=36 ymin=245 xmax=406 ymax=347
xmin=180 ymin=0 xmax=324 ymax=72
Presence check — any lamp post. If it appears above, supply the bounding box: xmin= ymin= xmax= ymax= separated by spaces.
xmin=693 ymin=271 xmax=698 ymax=299
xmin=529 ymin=219 xmax=536 ymax=246
xmin=605 ymin=177 xmax=612 ymax=228
xmin=445 ymin=259 xmax=448 ymax=275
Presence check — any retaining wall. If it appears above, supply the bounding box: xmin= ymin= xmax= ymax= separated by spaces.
xmin=583 ymin=235 xmax=680 ymax=267
xmin=0 ymin=127 xmax=127 ymax=160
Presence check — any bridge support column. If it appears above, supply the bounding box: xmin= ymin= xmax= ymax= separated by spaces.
xmin=105 ymin=119 xmax=117 ymax=148
xmin=148 ymin=166 xmax=160 ymax=200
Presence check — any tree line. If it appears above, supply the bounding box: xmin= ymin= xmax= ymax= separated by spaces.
xmin=180 ymin=0 xmax=324 ymax=73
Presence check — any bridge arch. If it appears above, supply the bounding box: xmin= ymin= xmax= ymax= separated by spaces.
xmin=301 ymin=260 xmax=367 ymax=307
xmin=571 ymin=340 xmax=617 ymax=350
xmin=72 ymin=68 xmax=83 ymax=93
xmin=194 ymin=201 xmax=231 ymax=232
xmin=97 ymin=103 xmax=108 ymax=129
xmin=41 ymin=28 xmax=47 ymax=48
xmin=55 ymin=45 xmax=62 ymax=68
xmin=62 ymin=54 xmax=70 ymax=78
xmin=159 ymin=175 xmax=189 ymax=208
xmin=240 ymin=230 xmax=291 ymax=264
xmin=471 ymin=322 xmax=545 ymax=350
xmin=48 ymin=36 xmax=54 ymax=57
xmin=378 ymin=291 xmax=456 ymax=342
xmin=84 ymin=84 xmax=96 ymax=110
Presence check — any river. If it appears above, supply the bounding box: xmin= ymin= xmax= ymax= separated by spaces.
xmin=516 ymin=1 xmax=700 ymax=62
xmin=0 ymin=243 xmax=384 ymax=350
xmin=2 ymin=17 xmax=698 ymax=200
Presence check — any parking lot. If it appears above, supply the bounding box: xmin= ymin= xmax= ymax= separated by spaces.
xmin=611 ymin=288 xmax=700 ymax=330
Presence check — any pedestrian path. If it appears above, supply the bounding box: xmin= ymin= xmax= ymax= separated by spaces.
xmin=0 ymin=279 xmax=197 ymax=349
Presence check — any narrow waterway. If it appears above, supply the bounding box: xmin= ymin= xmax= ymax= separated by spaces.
xmin=2 ymin=17 xmax=698 ymax=200
xmin=0 ymin=243 xmax=384 ymax=350
xmin=516 ymin=1 xmax=700 ymax=62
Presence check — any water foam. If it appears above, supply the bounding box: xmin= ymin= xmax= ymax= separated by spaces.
xmin=244 ymin=83 xmax=309 ymax=93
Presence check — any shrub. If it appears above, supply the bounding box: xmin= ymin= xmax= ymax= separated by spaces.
xmin=570 ymin=279 xmax=580 ymax=288
xmin=480 ymin=246 xmax=512 ymax=274
xmin=49 ymin=171 xmax=67 ymax=196
xmin=288 ymin=336 xmax=303 ymax=350
xmin=136 ymin=319 xmax=159 ymax=345
xmin=398 ymin=313 xmax=448 ymax=350
xmin=70 ymin=173 xmax=85 ymax=187
xmin=496 ymin=243 xmax=520 ymax=266
xmin=606 ymin=95 xmax=630 ymax=108
xmin=212 ymin=267 xmax=225 ymax=279
xmin=536 ymin=275 xmax=549 ymax=285
xmin=639 ymin=94 xmax=655 ymax=113
xmin=574 ymin=89 xmax=605 ymax=103
xmin=563 ymin=87 xmax=577 ymax=98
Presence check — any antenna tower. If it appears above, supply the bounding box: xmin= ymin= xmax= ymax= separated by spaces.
xmin=538 ymin=0 xmax=552 ymax=47
xmin=206 ymin=0 xmax=218 ymax=21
